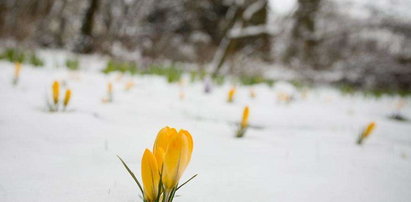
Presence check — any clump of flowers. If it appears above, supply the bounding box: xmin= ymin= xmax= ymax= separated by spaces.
xmin=47 ymin=80 xmax=72 ymax=112
xmin=227 ymin=87 xmax=236 ymax=103
xmin=236 ymin=106 xmax=250 ymax=138
xmin=118 ymin=127 xmax=196 ymax=202
xmin=357 ymin=122 xmax=376 ymax=145
xmin=12 ymin=62 xmax=21 ymax=86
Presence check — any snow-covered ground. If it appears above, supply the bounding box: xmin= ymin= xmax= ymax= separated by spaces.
xmin=0 ymin=51 xmax=411 ymax=202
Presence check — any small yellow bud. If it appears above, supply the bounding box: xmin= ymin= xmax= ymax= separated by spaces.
xmin=357 ymin=122 xmax=376 ymax=145
xmin=63 ymin=89 xmax=72 ymax=108
xmin=241 ymin=106 xmax=250 ymax=129
xmin=249 ymin=88 xmax=256 ymax=98
xmin=108 ymin=82 xmax=113 ymax=94
xmin=15 ymin=62 xmax=21 ymax=78
xmin=124 ymin=81 xmax=134 ymax=91
xmin=362 ymin=122 xmax=376 ymax=139
xmin=227 ymin=88 xmax=236 ymax=103
xmin=52 ymin=81 xmax=60 ymax=105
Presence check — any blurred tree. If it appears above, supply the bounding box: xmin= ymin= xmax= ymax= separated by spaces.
xmin=284 ymin=0 xmax=321 ymax=68
xmin=75 ymin=0 xmax=99 ymax=53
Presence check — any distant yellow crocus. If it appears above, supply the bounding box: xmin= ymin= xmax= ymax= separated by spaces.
xmin=227 ymin=87 xmax=236 ymax=103
xmin=124 ymin=81 xmax=134 ymax=91
xmin=179 ymin=90 xmax=185 ymax=100
xmin=241 ymin=106 xmax=250 ymax=129
xmin=63 ymin=89 xmax=72 ymax=108
xmin=249 ymin=88 xmax=256 ymax=98
xmin=13 ymin=62 xmax=22 ymax=85
xmin=141 ymin=149 xmax=160 ymax=202
xmin=357 ymin=122 xmax=376 ymax=145
xmin=52 ymin=81 xmax=60 ymax=105
xmin=108 ymin=82 xmax=113 ymax=94
xmin=152 ymin=127 xmax=193 ymax=191
xmin=15 ymin=62 xmax=21 ymax=78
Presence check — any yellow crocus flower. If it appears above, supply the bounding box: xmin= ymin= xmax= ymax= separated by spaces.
xmin=124 ymin=81 xmax=134 ymax=91
xmin=153 ymin=127 xmax=193 ymax=190
xmin=241 ymin=106 xmax=250 ymax=129
xmin=52 ymin=81 xmax=60 ymax=105
xmin=63 ymin=89 xmax=72 ymax=108
xmin=162 ymin=130 xmax=193 ymax=190
xmin=357 ymin=122 xmax=376 ymax=144
xmin=153 ymin=127 xmax=176 ymax=169
xmin=362 ymin=122 xmax=376 ymax=139
xmin=15 ymin=62 xmax=21 ymax=78
xmin=141 ymin=149 xmax=160 ymax=202
xmin=227 ymin=88 xmax=236 ymax=103
xmin=108 ymin=82 xmax=113 ymax=94
xmin=249 ymin=88 xmax=256 ymax=98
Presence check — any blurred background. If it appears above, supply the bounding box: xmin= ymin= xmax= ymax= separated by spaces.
xmin=0 ymin=0 xmax=410 ymax=92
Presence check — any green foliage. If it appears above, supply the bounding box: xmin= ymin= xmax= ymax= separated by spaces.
xmin=102 ymin=60 xmax=138 ymax=75
xmin=29 ymin=54 xmax=44 ymax=67
xmin=142 ymin=64 xmax=183 ymax=83
xmin=239 ymin=75 xmax=265 ymax=86
xmin=65 ymin=58 xmax=80 ymax=70
xmin=0 ymin=48 xmax=44 ymax=67
xmin=0 ymin=48 xmax=25 ymax=63
xmin=338 ymin=84 xmax=356 ymax=95
xmin=189 ymin=69 xmax=207 ymax=83
xmin=289 ymin=80 xmax=305 ymax=89
xmin=238 ymin=75 xmax=275 ymax=87
xmin=212 ymin=74 xmax=225 ymax=86
xmin=338 ymin=83 xmax=411 ymax=98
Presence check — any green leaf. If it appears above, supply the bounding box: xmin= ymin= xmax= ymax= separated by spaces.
xmin=117 ymin=155 xmax=144 ymax=195
xmin=176 ymin=174 xmax=198 ymax=191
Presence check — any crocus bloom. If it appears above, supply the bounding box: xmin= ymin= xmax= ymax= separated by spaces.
xmin=63 ymin=89 xmax=72 ymax=108
xmin=15 ymin=62 xmax=21 ymax=78
xmin=108 ymin=82 xmax=113 ymax=94
xmin=241 ymin=106 xmax=250 ymax=129
xmin=141 ymin=149 xmax=160 ymax=202
xmin=228 ymin=88 xmax=236 ymax=102
xmin=362 ymin=122 xmax=376 ymax=139
xmin=153 ymin=127 xmax=193 ymax=190
xmin=52 ymin=81 xmax=60 ymax=105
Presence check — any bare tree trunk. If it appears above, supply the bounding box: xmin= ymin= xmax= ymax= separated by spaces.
xmin=284 ymin=0 xmax=321 ymax=67
xmin=75 ymin=0 xmax=99 ymax=53
xmin=212 ymin=0 xmax=269 ymax=76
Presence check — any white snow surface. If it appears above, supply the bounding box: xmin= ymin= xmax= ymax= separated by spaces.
xmin=1 ymin=51 xmax=411 ymax=202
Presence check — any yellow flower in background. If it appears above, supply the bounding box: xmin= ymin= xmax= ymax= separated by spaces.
xmin=52 ymin=81 xmax=60 ymax=105
xmin=63 ymin=89 xmax=72 ymax=108
xmin=124 ymin=81 xmax=135 ymax=91
xmin=357 ymin=122 xmax=376 ymax=145
xmin=241 ymin=106 xmax=250 ymax=129
xmin=15 ymin=62 xmax=21 ymax=78
xmin=108 ymin=82 xmax=113 ymax=94
xmin=249 ymin=88 xmax=256 ymax=98
xmin=141 ymin=149 xmax=160 ymax=202
xmin=227 ymin=87 xmax=236 ymax=103
xmin=152 ymin=127 xmax=193 ymax=190
xmin=362 ymin=122 xmax=376 ymax=139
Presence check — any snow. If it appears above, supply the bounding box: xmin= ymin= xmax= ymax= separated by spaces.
xmin=1 ymin=51 xmax=411 ymax=202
